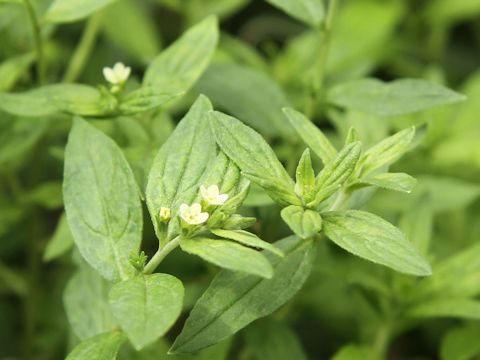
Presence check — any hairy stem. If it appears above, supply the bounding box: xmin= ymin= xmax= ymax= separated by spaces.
xmin=143 ymin=236 xmax=180 ymax=274
xmin=63 ymin=12 xmax=103 ymax=83
xmin=22 ymin=0 xmax=45 ymax=85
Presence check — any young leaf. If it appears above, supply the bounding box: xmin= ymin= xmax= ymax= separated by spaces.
xmin=146 ymin=95 xmax=216 ymax=239
xmin=44 ymin=0 xmax=116 ymax=23
xmin=210 ymin=229 xmax=284 ymax=257
xmin=118 ymin=86 xmax=182 ymax=115
xmin=170 ymin=236 xmax=316 ymax=354
xmin=243 ymin=173 xmax=301 ymax=206
xmin=144 ymin=16 xmax=218 ymax=95
xmin=43 ymin=213 xmax=74 ymax=262
xmin=64 ymin=117 xmax=143 ymax=281
xmin=281 ymin=205 xmax=322 ymax=239
xmin=210 ymin=111 xmax=297 ymax=204
xmin=351 ymin=173 xmax=417 ymax=193
xmin=359 ymin=127 xmax=415 ymax=176
xmin=327 ymin=78 xmax=466 ymax=116
xmin=180 ymin=237 xmax=273 ymax=279
xmin=265 ymin=0 xmax=324 ymax=27
xmin=108 ymin=273 xmax=184 ymax=350
xmin=322 ymin=210 xmax=432 ymax=276
xmin=66 ymin=331 xmax=126 ymax=360
xmin=295 ymin=148 xmax=315 ymax=201
xmin=309 ymin=142 xmax=361 ymax=207
xmin=283 ymin=107 xmax=337 ymax=164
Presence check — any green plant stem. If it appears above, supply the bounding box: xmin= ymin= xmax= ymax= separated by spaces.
xmin=63 ymin=12 xmax=103 ymax=83
xmin=305 ymin=0 xmax=340 ymax=118
xmin=22 ymin=0 xmax=45 ymax=85
xmin=372 ymin=317 xmax=393 ymax=359
xmin=143 ymin=236 xmax=180 ymax=274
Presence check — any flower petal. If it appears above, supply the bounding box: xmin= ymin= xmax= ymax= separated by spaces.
xmin=197 ymin=212 xmax=209 ymax=224
xmin=191 ymin=203 xmax=202 ymax=214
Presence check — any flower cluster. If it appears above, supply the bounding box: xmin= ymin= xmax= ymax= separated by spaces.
xmin=159 ymin=185 xmax=229 ymax=227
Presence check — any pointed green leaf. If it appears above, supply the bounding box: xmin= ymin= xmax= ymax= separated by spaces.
xmin=266 ymin=0 xmax=324 ymax=27
xmin=109 ymin=274 xmax=184 ymax=350
xmin=295 ymin=148 xmax=315 ymax=201
xmin=170 ymin=236 xmax=316 ymax=354
xmin=64 ymin=117 xmax=143 ymax=281
xmin=352 ymin=172 xmax=417 ymax=193
xmin=66 ymin=331 xmax=126 ymax=360
xmin=211 ymin=229 xmax=284 ymax=257
xmin=323 ymin=210 xmax=432 ymax=276
xmin=283 ymin=107 xmax=337 ymax=164
xmin=118 ymin=86 xmax=183 ymax=115
xmin=144 ymin=16 xmax=218 ymax=95
xmin=180 ymin=237 xmax=273 ymax=278
xmin=328 ymin=78 xmax=466 ymax=116
xmin=45 ymin=0 xmax=116 ymax=23
xmin=281 ymin=205 xmax=322 ymax=238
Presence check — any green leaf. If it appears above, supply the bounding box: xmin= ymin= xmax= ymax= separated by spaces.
xmin=45 ymin=0 xmax=116 ymax=23
xmin=309 ymin=142 xmax=361 ymax=207
xmin=265 ymin=0 xmax=324 ymax=27
xmin=441 ymin=325 xmax=480 ymax=360
xmin=210 ymin=111 xmax=297 ymax=204
xmin=295 ymin=148 xmax=315 ymax=201
xmin=281 ymin=205 xmax=322 ymax=238
xmin=66 ymin=331 xmax=126 ymax=360
xmin=359 ymin=127 xmax=415 ymax=176
xmin=170 ymin=236 xmax=316 ymax=354
xmin=118 ymin=86 xmax=182 ymax=115
xmin=195 ymin=63 xmax=292 ymax=137
xmin=26 ymin=181 xmax=63 ymax=209
xmin=328 ymin=78 xmax=466 ymax=116
xmin=244 ymin=319 xmax=308 ymax=360
xmin=43 ymin=213 xmax=74 ymax=262
xmin=352 ymin=173 xmax=417 ymax=193
xmin=210 ymin=229 xmax=284 ymax=257
xmin=101 ymin=0 xmax=161 ymax=64
xmin=144 ymin=16 xmax=218 ymax=95
xmin=322 ymin=210 xmax=432 ymax=276
xmin=243 ymin=173 xmax=301 ymax=206
xmin=63 ymin=261 xmax=115 ymax=340
xmin=180 ymin=237 xmax=273 ymax=278
xmin=146 ymin=95 xmax=216 ymax=239
xmin=331 ymin=344 xmax=374 ymax=360
xmin=283 ymin=107 xmax=337 ymax=164
xmin=0 ymin=85 xmax=111 ymax=117
xmin=109 ymin=274 xmax=184 ymax=350
xmin=0 ymin=52 xmax=34 ymax=91
xmin=64 ymin=118 xmax=143 ymax=281
xmin=408 ymin=298 xmax=480 ymax=320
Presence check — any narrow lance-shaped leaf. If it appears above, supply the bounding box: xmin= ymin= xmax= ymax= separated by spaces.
xmin=170 ymin=236 xmax=316 ymax=354
xmin=108 ymin=274 xmax=184 ymax=350
xmin=66 ymin=331 xmax=126 ymax=360
xmin=210 ymin=111 xmax=298 ymax=205
xmin=283 ymin=107 xmax=337 ymax=164
xmin=327 ymin=78 xmax=466 ymax=116
xmin=146 ymin=95 xmax=216 ymax=239
xmin=351 ymin=173 xmax=417 ymax=194
xmin=295 ymin=148 xmax=315 ymax=201
xmin=359 ymin=127 xmax=415 ymax=176
xmin=322 ymin=210 xmax=432 ymax=276
xmin=144 ymin=16 xmax=219 ymax=95
xmin=64 ymin=118 xmax=143 ymax=281
xmin=211 ymin=229 xmax=284 ymax=257
xmin=180 ymin=237 xmax=273 ymax=279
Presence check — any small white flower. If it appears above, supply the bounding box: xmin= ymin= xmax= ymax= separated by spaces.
xmin=200 ymin=185 xmax=229 ymax=205
xmin=159 ymin=207 xmax=171 ymax=222
xmin=179 ymin=203 xmax=209 ymax=225
xmin=102 ymin=62 xmax=131 ymax=85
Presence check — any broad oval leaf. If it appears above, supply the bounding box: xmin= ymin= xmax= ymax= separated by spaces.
xmin=327 ymin=78 xmax=466 ymax=116
xmin=146 ymin=95 xmax=216 ymax=239
xmin=280 ymin=205 xmax=322 ymax=239
xmin=66 ymin=331 xmax=126 ymax=360
xmin=109 ymin=273 xmax=184 ymax=350
xmin=170 ymin=236 xmax=316 ymax=354
xmin=180 ymin=237 xmax=273 ymax=278
xmin=64 ymin=118 xmax=143 ymax=281
xmin=266 ymin=0 xmax=324 ymax=27
xmin=144 ymin=16 xmax=218 ymax=95
xmin=322 ymin=210 xmax=431 ymax=276
xmin=210 ymin=229 xmax=284 ymax=257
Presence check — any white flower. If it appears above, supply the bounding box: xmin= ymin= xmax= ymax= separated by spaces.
xmin=200 ymin=185 xmax=229 ymax=205
xmin=179 ymin=203 xmax=209 ymax=225
xmin=159 ymin=207 xmax=171 ymax=222
xmin=102 ymin=62 xmax=131 ymax=85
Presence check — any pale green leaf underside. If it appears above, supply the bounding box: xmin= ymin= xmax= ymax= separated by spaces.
xmin=109 ymin=273 xmax=184 ymax=350
xmin=64 ymin=118 xmax=142 ymax=281
xmin=170 ymin=236 xmax=316 ymax=354
xmin=180 ymin=237 xmax=273 ymax=279
xmin=322 ymin=210 xmax=431 ymax=276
